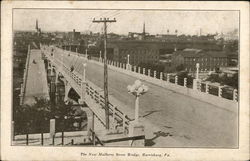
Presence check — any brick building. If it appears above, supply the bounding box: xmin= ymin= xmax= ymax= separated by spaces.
xmin=107 ymin=41 xmax=175 ymax=65
xmin=171 ymin=49 xmax=229 ymax=71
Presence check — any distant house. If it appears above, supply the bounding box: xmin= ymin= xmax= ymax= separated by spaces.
xmin=171 ymin=49 xmax=229 ymax=71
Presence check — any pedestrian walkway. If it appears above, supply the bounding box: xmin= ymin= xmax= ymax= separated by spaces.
xmin=23 ymin=49 xmax=49 ymax=105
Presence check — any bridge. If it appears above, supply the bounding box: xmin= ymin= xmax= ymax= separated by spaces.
xmin=17 ymin=45 xmax=238 ymax=147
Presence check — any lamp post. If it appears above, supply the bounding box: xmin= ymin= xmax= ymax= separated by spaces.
xmin=127 ymin=80 xmax=148 ymax=123
xmin=126 ymin=54 xmax=131 ymax=70
xmin=127 ymin=54 xmax=130 ymax=65
xmin=82 ymin=63 xmax=87 ymax=82
xmin=196 ymin=63 xmax=200 ymax=79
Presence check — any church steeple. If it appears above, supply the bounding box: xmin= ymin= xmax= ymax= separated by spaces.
xmin=36 ymin=19 xmax=38 ymax=31
xmin=143 ymin=22 xmax=145 ymax=35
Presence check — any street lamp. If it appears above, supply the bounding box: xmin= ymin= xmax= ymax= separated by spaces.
xmin=127 ymin=80 xmax=148 ymax=123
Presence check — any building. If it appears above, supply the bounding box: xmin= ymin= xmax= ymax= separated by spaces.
xmin=171 ymin=49 xmax=229 ymax=71
xmin=67 ymin=29 xmax=81 ymax=42
xmin=107 ymin=40 xmax=176 ymax=65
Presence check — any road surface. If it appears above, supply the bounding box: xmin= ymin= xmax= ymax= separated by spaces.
xmin=51 ymin=47 xmax=238 ymax=147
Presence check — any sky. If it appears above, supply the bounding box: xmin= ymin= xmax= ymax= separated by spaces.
xmin=13 ymin=9 xmax=239 ymax=36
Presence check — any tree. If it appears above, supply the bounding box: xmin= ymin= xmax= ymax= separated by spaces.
xmin=15 ymin=97 xmax=51 ymax=134
xmin=176 ymin=64 xmax=185 ymax=72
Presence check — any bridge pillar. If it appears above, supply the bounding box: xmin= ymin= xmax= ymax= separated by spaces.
xmin=80 ymin=82 xmax=87 ymax=102
xmin=64 ymin=81 xmax=71 ymax=102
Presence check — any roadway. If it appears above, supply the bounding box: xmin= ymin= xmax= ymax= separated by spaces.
xmin=51 ymin=47 xmax=238 ymax=147
xmin=23 ymin=49 xmax=49 ymax=105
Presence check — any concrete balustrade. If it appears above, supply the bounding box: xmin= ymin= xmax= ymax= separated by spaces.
xmin=184 ymin=78 xmax=187 ymax=87
xmin=175 ymin=76 xmax=178 ymax=84
xmin=138 ymin=67 xmax=141 ymax=74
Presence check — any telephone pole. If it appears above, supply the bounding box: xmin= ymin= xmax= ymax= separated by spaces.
xmin=92 ymin=17 xmax=116 ymax=130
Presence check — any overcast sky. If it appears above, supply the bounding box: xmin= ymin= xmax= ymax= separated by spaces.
xmin=13 ymin=9 xmax=239 ymax=35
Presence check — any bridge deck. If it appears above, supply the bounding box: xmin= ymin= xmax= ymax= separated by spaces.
xmin=48 ymin=47 xmax=238 ymax=147
xmin=23 ymin=49 xmax=49 ymax=105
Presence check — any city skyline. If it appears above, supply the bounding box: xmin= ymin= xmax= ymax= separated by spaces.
xmin=14 ymin=9 xmax=239 ymax=36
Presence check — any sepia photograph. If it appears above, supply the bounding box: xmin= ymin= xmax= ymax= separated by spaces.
xmin=12 ymin=8 xmax=239 ymax=148
xmin=1 ymin=1 xmax=249 ymax=161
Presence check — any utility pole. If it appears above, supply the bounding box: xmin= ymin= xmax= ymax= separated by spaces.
xmin=92 ymin=17 xmax=116 ymax=130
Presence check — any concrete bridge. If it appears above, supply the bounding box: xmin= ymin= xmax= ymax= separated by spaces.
xmin=19 ymin=45 xmax=238 ymax=147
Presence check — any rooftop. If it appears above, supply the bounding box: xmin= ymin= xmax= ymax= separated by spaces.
xmin=174 ymin=49 xmax=228 ymax=58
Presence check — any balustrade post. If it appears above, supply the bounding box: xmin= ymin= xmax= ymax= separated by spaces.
xmin=218 ymin=86 xmax=222 ymax=97
xmin=167 ymin=74 xmax=170 ymax=83
xmin=233 ymin=89 xmax=238 ymax=101
xmin=160 ymin=72 xmax=163 ymax=80
xmin=148 ymin=69 xmax=151 ymax=77
xmin=184 ymin=78 xmax=187 ymax=87
xmin=154 ymin=71 xmax=156 ymax=78
xmin=143 ymin=68 xmax=145 ymax=75
xmin=138 ymin=67 xmax=141 ymax=74
xmin=205 ymin=83 xmax=209 ymax=93
xmin=134 ymin=66 xmax=136 ymax=72
xmin=175 ymin=76 xmax=178 ymax=84
xmin=120 ymin=62 xmax=122 ymax=68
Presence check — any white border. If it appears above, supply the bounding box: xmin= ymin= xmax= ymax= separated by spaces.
xmin=1 ymin=1 xmax=249 ymax=161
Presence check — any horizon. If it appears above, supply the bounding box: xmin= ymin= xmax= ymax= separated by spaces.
xmin=13 ymin=9 xmax=239 ymax=36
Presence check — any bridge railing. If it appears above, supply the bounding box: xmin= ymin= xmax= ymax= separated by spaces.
xmin=43 ymin=46 xmax=131 ymax=133
xmin=86 ymin=83 xmax=130 ymax=133
xmin=91 ymin=57 xmax=238 ymax=102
